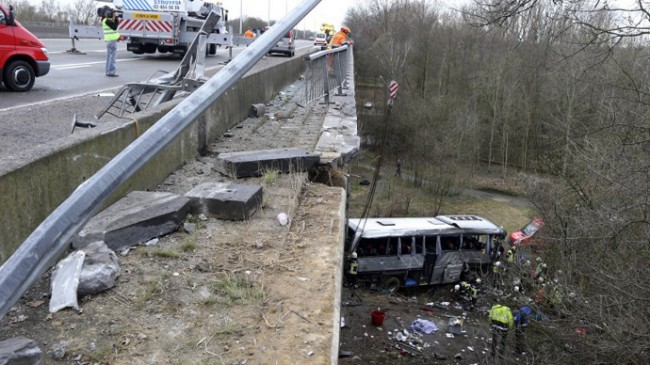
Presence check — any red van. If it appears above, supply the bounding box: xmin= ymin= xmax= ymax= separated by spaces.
xmin=0 ymin=4 xmax=49 ymax=91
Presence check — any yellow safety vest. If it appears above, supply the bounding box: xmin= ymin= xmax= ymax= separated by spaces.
xmin=489 ymin=305 xmax=514 ymax=327
xmin=103 ymin=18 xmax=120 ymax=42
xmin=348 ymin=261 xmax=358 ymax=275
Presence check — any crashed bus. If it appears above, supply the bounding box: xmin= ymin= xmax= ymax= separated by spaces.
xmin=345 ymin=215 xmax=506 ymax=292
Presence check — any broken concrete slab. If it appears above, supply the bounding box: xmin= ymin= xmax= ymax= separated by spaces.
xmin=78 ymin=241 xmax=121 ymax=297
xmin=0 ymin=337 xmax=42 ymax=365
xmin=72 ymin=191 xmax=192 ymax=251
xmin=185 ymin=182 xmax=262 ymax=220
xmin=314 ymin=131 xmax=360 ymax=167
xmin=215 ymin=147 xmax=320 ymax=178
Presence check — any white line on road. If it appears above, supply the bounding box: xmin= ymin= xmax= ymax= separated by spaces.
xmin=52 ymin=58 xmax=140 ymax=70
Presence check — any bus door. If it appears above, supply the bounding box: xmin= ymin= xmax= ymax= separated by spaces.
xmin=431 ymin=235 xmax=464 ymax=284
xmin=422 ymin=235 xmax=438 ymax=284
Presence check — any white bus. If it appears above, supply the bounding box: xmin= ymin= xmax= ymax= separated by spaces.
xmin=346 ymin=215 xmax=506 ymax=292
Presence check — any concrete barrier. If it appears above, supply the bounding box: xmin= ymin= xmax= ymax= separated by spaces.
xmin=0 ymin=58 xmax=305 ymax=264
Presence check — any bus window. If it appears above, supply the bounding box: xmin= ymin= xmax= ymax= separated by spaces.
xmin=357 ymin=237 xmax=386 ymax=257
xmin=461 ymin=234 xmax=486 ymax=251
xmin=424 ymin=235 xmax=438 ymax=254
xmin=413 ymin=236 xmax=424 ymax=254
xmin=400 ymin=237 xmax=414 ymax=255
xmin=387 ymin=237 xmax=399 ymax=256
xmin=441 ymin=235 xmax=460 ymax=251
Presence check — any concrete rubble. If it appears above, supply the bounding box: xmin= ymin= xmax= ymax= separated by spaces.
xmin=214 ymin=147 xmax=321 ymax=178
xmin=77 ymin=241 xmax=121 ymax=297
xmin=72 ymin=191 xmax=192 ymax=251
xmin=0 ymin=337 xmax=42 ymax=365
xmin=185 ymin=182 xmax=262 ymax=220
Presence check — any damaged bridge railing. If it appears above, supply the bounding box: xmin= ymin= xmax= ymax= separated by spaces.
xmin=0 ymin=0 xmax=324 ymax=320
xmin=297 ymin=45 xmax=351 ymax=107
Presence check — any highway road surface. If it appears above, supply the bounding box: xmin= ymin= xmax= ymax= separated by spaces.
xmin=0 ymin=39 xmax=315 ymax=111
xmin=0 ymin=38 xmax=315 ymax=164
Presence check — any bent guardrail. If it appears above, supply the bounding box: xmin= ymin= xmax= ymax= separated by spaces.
xmin=298 ymin=45 xmax=351 ymax=107
xmin=0 ymin=0 xmax=323 ymax=320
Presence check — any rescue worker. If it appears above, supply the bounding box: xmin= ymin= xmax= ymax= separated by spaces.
xmin=489 ymin=303 xmax=514 ymax=357
xmin=513 ymin=306 xmax=531 ymax=355
xmin=102 ymin=6 xmax=120 ymax=77
xmin=492 ymin=261 xmax=504 ymax=288
xmin=346 ymin=252 xmax=358 ymax=287
xmin=243 ymin=27 xmax=255 ymax=39
xmin=506 ymin=245 xmax=516 ymax=264
xmin=329 ymin=26 xmax=351 ymax=48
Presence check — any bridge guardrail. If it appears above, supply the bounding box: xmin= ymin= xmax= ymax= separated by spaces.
xmin=297 ymin=45 xmax=350 ymax=107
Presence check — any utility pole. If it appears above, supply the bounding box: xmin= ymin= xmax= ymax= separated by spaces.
xmin=267 ymin=0 xmax=271 ymax=27
xmin=239 ymin=0 xmax=243 ymax=34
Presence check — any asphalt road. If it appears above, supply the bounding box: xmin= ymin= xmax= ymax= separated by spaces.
xmin=0 ymin=39 xmax=315 ymax=111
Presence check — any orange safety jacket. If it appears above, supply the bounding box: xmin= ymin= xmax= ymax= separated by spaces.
xmin=243 ymin=30 xmax=255 ymax=38
xmin=329 ymin=31 xmax=347 ymax=47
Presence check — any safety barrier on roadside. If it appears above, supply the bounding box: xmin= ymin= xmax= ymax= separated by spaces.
xmin=297 ymin=45 xmax=351 ymax=107
xmin=0 ymin=0 xmax=323 ymax=321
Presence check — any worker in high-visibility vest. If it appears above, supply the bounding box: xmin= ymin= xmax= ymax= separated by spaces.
xmin=101 ymin=7 xmax=120 ymax=77
xmin=489 ymin=304 xmax=514 ymax=357
xmin=329 ymin=26 xmax=351 ymax=49
xmin=346 ymin=252 xmax=358 ymax=288
xmin=243 ymin=28 xmax=255 ymax=39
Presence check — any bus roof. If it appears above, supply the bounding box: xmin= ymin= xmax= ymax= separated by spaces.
xmin=348 ymin=215 xmax=505 ymax=238
xmin=348 ymin=217 xmax=456 ymax=238
xmin=436 ymin=215 xmax=506 ymax=235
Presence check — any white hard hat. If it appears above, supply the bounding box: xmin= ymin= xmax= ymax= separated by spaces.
xmin=475 ymin=278 xmax=481 ymax=284
xmin=542 ymin=263 xmax=547 ymax=268
xmin=351 ymin=252 xmax=357 ymax=258
xmin=537 ymin=277 xmax=544 ymax=283
xmin=514 ymin=285 xmax=520 ymax=292
xmin=454 ymin=284 xmax=460 ymax=291
xmin=525 ymin=260 xmax=531 ymax=266
xmin=536 ymin=257 xmax=542 ymax=262
xmin=495 ymin=261 xmax=502 ymax=267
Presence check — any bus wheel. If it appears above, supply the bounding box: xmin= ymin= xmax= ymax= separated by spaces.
xmin=382 ymin=277 xmax=401 ymax=294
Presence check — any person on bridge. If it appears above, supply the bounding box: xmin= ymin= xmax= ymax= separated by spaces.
xmin=329 ymin=26 xmax=352 ymax=48
xmin=101 ymin=7 xmax=120 ymax=77
xmin=243 ymin=27 xmax=255 ymax=39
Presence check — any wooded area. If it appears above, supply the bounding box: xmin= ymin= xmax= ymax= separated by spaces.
xmin=348 ymin=1 xmax=649 ymax=363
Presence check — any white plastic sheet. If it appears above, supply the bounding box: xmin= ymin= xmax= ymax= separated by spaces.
xmin=49 ymin=250 xmax=85 ymax=313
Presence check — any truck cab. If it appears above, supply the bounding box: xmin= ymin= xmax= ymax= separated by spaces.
xmin=0 ymin=4 xmax=49 ymax=91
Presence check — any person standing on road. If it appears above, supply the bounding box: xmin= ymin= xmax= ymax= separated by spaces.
xmin=489 ymin=303 xmax=514 ymax=358
xmin=102 ymin=7 xmax=120 ymax=77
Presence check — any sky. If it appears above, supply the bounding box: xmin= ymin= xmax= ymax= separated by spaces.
xmin=219 ymin=0 xmax=469 ymax=32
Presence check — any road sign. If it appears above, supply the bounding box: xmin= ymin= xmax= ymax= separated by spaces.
xmin=389 ymin=80 xmax=399 ymax=99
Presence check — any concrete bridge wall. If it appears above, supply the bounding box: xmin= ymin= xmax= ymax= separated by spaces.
xmin=0 ymin=59 xmax=306 ymax=264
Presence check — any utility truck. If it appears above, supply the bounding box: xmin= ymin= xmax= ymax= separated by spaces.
xmin=69 ymin=0 xmax=232 ymax=56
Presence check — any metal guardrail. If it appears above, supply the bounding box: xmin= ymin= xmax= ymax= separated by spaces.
xmin=0 ymin=0 xmax=323 ymax=320
xmin=297 ymin=45 xmax=351 ymax=107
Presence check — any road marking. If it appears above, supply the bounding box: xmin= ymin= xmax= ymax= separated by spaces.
xmin=52 ymin=58 xmax=140 ymax=70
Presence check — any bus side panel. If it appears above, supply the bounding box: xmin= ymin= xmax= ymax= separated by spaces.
xmin=430 ymin=251 xmax=464 ymax=284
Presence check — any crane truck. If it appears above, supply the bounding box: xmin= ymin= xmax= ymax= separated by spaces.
xmin=69 ymin=0 xmax=232 ymax=56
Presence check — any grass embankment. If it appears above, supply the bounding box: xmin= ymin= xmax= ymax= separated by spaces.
xmin=346 ymin=151 xmax=535 ymax=235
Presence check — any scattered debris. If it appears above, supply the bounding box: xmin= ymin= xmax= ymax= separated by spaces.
xmin=49 ymin=250 xmax=85 ymax=313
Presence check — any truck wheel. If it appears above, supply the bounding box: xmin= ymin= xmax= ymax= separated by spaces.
xmin=3 ymin=60 xmax=35 ymax=92
xmin=381 ymin=276 xmax=401 ymax=294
